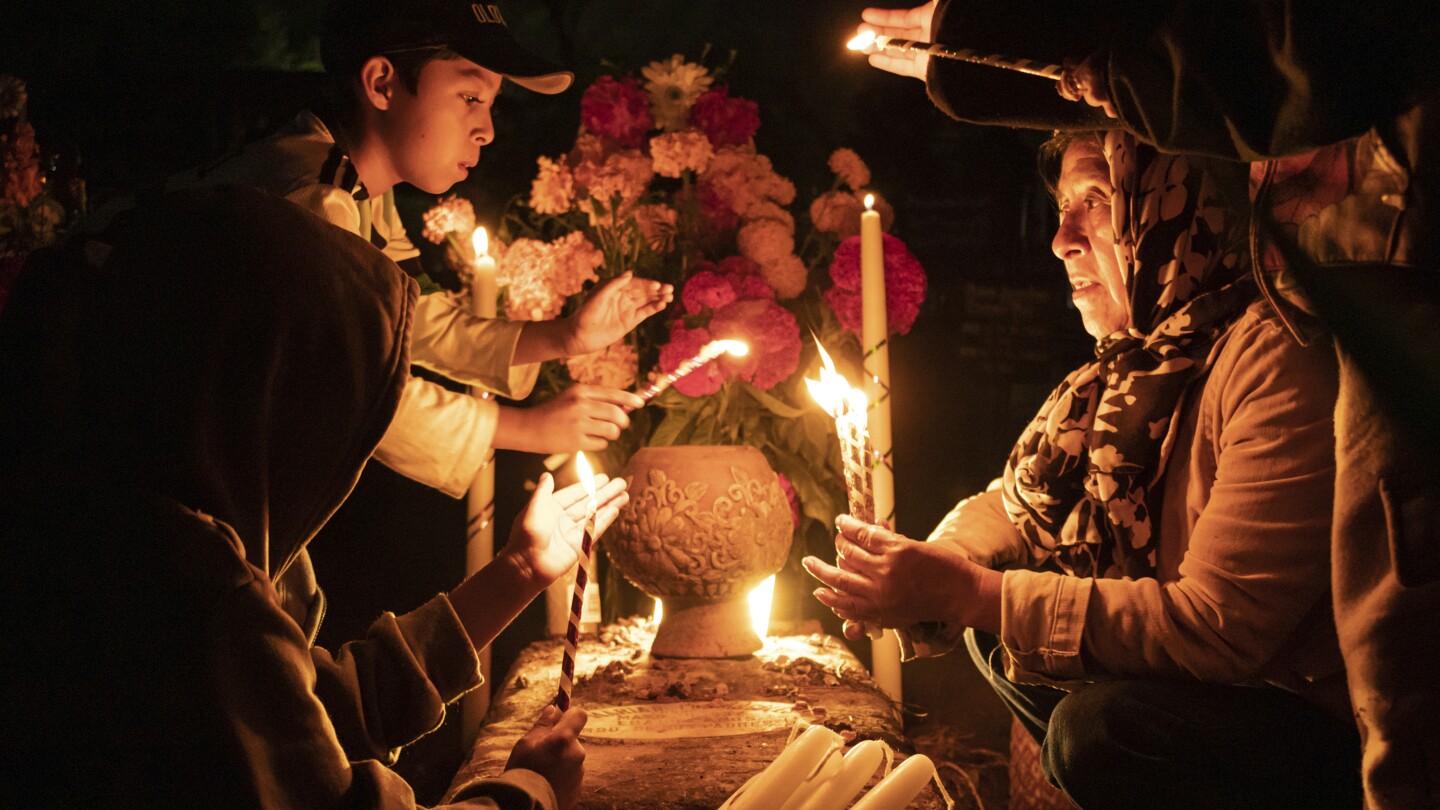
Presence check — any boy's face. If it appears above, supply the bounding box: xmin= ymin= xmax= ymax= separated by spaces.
xmin=378 ymin=57 xmax=501 ymax=194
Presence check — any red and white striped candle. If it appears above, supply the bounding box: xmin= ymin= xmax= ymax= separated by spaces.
xmin=555 ymin=452 xmax=599 ymax=712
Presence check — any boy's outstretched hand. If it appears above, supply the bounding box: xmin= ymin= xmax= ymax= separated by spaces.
xmin=566 ymin=272 xmax=673 ymax=357
xmin=500 ymin=471 xmax=628 ymax=590
xmin=507 ymin=704 xmax=588 ymax=810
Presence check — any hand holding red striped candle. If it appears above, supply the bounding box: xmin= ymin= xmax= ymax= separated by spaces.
xmin=555 ymin=452 xmax=599 ymax=712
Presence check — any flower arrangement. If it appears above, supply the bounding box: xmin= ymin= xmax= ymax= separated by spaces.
xmin=423 ymin=54 xmax=927 ymax=591
xmin=0 ymin=76 xmax=85 ymax=314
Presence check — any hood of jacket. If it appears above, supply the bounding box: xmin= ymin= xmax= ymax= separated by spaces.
xmin=2 ymin=184 xmax=414 ymax=578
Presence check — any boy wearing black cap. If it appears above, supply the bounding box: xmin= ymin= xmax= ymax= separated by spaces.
xmin=149 ymin=0 xmax=671 ymax=498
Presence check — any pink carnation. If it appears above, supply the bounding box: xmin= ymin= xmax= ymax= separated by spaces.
xmin=717 ymin=256 xmax=774 ymax=301
xmin=709 ymin=298 xmax=801 ymax=390
xmin=580 ymin=76 xmax=654 ymax=147
xmin=824 ymin=233 xmax=928 ymax=337
xmin=775 ymin=472 xmax=801 ymax=528
xmin=681 ymin=268 xmax=738 ymax=315
xmin=689 ymin=87 xmax=761 ymax=148
xmin=658 ymin=323 xmax=725 ymax=397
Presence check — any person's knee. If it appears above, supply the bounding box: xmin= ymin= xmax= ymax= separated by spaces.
xmin=1042 ymin=682 xmax=1176 ymax=801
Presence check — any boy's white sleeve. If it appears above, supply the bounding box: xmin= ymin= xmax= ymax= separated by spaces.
xmin=371 ymin=376 xmax=497 ymax=499
xmin=285 ymin=185 xmax=363 ymax=236
xmin=410 ymin=293 xmax=540 ymax=399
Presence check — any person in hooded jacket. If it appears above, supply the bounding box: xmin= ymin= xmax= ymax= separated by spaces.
xmin=0 ymin=184 xmax=624 ymax=809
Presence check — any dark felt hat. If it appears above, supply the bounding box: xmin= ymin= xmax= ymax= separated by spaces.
xmin=323 ymin=0 xmax=572 ymax=94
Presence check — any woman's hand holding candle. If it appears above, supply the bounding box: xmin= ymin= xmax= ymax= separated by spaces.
xmin=500 ymin=470 xmax=628 ymax=591
xmin=803 ymin=515 xmax=1004 ymax=638
xmin=849 ymin=0 xmax=937 ymax=80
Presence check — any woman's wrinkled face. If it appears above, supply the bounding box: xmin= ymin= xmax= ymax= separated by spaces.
xmin=1051 ymin=139 xmax=1129 ymax=340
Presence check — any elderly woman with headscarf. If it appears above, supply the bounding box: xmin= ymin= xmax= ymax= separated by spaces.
xmin=804 ymin=132 xmax=1362 ymax=808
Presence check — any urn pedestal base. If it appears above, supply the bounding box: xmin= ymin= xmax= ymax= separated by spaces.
xmin=652 ymin=595 xmax=760 ymax=659
xmin=605 ymin=445 xmax=794 ymax=660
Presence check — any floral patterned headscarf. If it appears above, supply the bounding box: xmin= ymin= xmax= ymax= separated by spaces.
xmin=1001 ymin=131 xmax=1255 ymax=579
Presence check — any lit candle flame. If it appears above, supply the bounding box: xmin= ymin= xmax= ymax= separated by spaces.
xmin=864 ymin=193 xmax=875 ymax=212
xmin=710 ymin=339 xmax=750 ymax=358
xmin=847 ymin=30 xmax=877 ymax=51
xmin=749 ymin=575 xmax=776 ymax=640
xmin=805 ymin=339 xmax=867 ymax=420
xmin=575 ymin=451 xmax=598 ymax=509
xmin=472 ymin=226 xmax=489 ymax=258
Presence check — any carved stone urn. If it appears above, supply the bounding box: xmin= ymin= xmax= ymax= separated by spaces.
xmin=606 ymin=445 xmax=793 ymax=658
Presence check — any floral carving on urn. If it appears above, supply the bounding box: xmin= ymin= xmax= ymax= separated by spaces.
xmin=607 ymin=445 xmax=792 ymax=657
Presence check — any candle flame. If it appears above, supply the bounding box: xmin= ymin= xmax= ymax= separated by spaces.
xmin=847 ymin=30 xmax=877 ymax=52
xmin=710 ymin=339 xmax=750 ymax=358
xmin=864 ymin=193 xmax=875 ymax=211
xmin=575 ymin=451 xmax=598 ymax=506
xmin=472 ymin=226 xmax=489 ymax=258
xmin=805 ymin=338 xmax=866 ymax=418
xmin=749 ymin=575 xmax=775 ymax=640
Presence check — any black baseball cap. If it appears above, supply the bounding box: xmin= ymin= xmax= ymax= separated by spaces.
xmin=322 ymin=0 xmax=573 ymax=94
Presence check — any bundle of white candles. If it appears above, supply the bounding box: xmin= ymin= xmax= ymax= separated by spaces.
xmin=720 ymin=724 xmax=951 ymax=810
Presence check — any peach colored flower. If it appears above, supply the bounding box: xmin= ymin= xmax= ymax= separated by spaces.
xmin=760 ymin=254 xmax=808 ymax=300
xmin=828 ymin=148 xmax=871 ymax=191
xmin=736 ymin=218 xmax=794 ymax=267
xmin=809 ymin=190 xmax=865 ymax=237
xmin=565 ymin=340 xmax=639 ymax=389
xmin=420 ymin=194 xmax=477 ymax=244
xmin=744 ymin=200 xmax=795 ymax=232
xmin=700 ymin=146 xmax=796 ymax=219
xmin=498 ymin=232 xmax=603 ymax=320
xmin=529 ymin=156 xmax=575 ymax=215
xmin=584 ymin=149 xmax=653 ymax=224
xmin=2 ymin=120 xmax=43 ymax=208
xmin=649 ymin=130 xmax=714 ymax=178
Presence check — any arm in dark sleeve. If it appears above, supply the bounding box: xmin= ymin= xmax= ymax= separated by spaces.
xmin=1102 ymin=0 xmax=1440 ymax=159
xmin=210 ymin=576 xmax=554 ymax=809
xmin=310 ymin=594 xmax=485 ymax=763
xmin=924 ymin=0 xmax=1440 ymax=160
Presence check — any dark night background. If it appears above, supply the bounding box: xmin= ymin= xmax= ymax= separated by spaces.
xmin=5 ymin=0 xmax=1094 ymax=799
